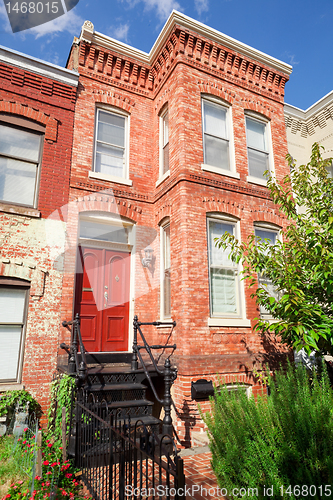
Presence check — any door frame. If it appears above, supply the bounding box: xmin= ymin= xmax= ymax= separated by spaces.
xmin=73 ymin=213 xmax=136 ymax=353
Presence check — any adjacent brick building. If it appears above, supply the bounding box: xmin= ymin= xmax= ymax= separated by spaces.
xmin=62 ymin=12 xmax=292 ymax=445
xmin=0 ymin=45 xmax=78 ymax=417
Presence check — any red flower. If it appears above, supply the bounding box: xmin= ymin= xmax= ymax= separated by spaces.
xmin=42 ymin=460 xmax=49 ymax=465
xmin=47 ymin=443 xmax=52 ymax=447
xmin=23 ymin=427 xmax=28 ymax=432
xmin=65 ymin=473 xmax=72 ymax=478
xmin=35 ymin=476 xmax=41 ymax=481
xmin=61 ymin=491 xmax=68 ymax=496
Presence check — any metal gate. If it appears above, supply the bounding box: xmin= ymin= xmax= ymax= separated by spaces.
xmin=75 ymin=401 xmax=186 ymax=500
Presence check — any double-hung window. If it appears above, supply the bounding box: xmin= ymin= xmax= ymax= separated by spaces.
xmin=207 ymin=217 xmax=239 ymax=317
xmin=93 ymin=108 xmax=130 ymax=183
xmin=246 ymin=116 xmax=271 ymax=184
xmin=254 ymin=225 xmax=279 ymax=318
xmin=160 ymin=221 xmax=171 ymax=319
xmin=202 ymin=99 xmax=230 ymax=171
xmin=0 ymin=280 xmax=29 ymax=383
xmin=0 ymin=122 xmax=43 ymax=207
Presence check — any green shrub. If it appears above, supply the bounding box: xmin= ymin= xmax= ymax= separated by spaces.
xmin=202 ymin=363 xmax=333 ymax=500
xmin=47 ymin=374 xmax=76 ymax=442
xmin=0 ymin=390 xmax=40 ymax=420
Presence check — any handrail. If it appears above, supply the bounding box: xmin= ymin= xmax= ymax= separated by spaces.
xmin=131 ymin=315 xmax=177 ymax=436
xmin=61 ymin=313 xmax=88 ymax=384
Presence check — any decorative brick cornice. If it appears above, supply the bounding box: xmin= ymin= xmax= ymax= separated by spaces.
xmin=0 ymin=99 xmax=58 ymax=141
xmin=79 ymin=13 xmax=290 ymax=101
xmin=0 ymin=62 xmax=77 ymax=105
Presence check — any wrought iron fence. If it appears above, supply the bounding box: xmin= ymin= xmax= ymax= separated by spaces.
xmin=75 ymin=400 xmax=186 ymax=500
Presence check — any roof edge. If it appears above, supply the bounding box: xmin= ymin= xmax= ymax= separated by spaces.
xmin=0 ymin=45 xmax=79 ymax=87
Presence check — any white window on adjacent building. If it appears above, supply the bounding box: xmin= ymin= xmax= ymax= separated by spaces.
xmin=0 ymin=280 xmax=29 ymax=383
xmin=92 ymin=108 xmax=131 ymax=185
xmin=207 ymin=216 xmax=250 ymax=328
xmin=254 ymin=225 xmax=280 ymax=319
xmin=160 ymin=220 xmax=171 ymax=319
xmin=326 ymin=161 xmax=333 ymax=178
xmin=246 ymin=115 xmax=272 ymax=186
xmin=0 ymin=122 xmax=43 ymax=207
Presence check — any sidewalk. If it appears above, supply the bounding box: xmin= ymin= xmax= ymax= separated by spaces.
xmin=179 ymin=447 xmax=226 ymax=500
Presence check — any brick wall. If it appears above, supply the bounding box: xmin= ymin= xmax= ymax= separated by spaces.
xmin=63 ymin=16 xmax=291 ymax=445
xmin=0 ymin=56 xmax=77 ymax=421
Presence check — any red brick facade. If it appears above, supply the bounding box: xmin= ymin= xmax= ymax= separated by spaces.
xmin=62 ymin=14 xmax=292 ymax=445
xmin=0 ymin=47 xmax=78 ymax=419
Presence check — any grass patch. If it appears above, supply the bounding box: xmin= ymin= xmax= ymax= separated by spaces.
xmin=0 ymin=436 xmax=28 ymax=498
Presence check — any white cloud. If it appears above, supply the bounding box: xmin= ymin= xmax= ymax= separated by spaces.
xmin=124 ymin=0 xmax=182 ymax=21
xmin=108 ymin=23 xmax=130 ymax=43
xmin=29 ymin=10 xmax=83 ymax=39
xmin=195 ymin=0 xmax=209 ymax=15
xmin=283 ymin=52 xmax=300 ymax=66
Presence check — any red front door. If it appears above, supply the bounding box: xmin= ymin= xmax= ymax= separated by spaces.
xmin=75 ymin=246 xmax=130 ymax=352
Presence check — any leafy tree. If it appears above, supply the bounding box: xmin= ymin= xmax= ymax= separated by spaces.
xmin=216 ymin=143 xmax=333 ymax=355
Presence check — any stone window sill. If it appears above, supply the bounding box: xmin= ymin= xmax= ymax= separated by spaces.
xmin=89 ymin=171 xmax=133 ymax=186
xmin=201 ymin=164 xmax=240 ymax=179
xmin=208 ymin=318 xmax=252 ymax=327
xmin=0 ymin=202 xmax=41 ymax=218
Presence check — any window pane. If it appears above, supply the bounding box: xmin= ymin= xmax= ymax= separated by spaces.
xmin=163 ymin=112 xmax=169 ymax=146
xmin=204 ymin=136 xmax=229 ymax=169
xmin=95 ymin=143 xmax=124 ymax=177
xmin=164 ymin=269 xmax=171 ymax=318
xmin=248 ymin=148 xmax=269 ymax=178
xmin=0 ymin=325 xmax=22 ymax=381
xmin=80 ymin=220 xmax=129 ymax=243
xmin=163 ymin=143 xmax=169 ymax=175
xmin=164 ymin=225 xmax=170 ymax=269
xmin=209 ymin=220 xmax=235 ymax=267
xmin=0 ymin=157 xmax=37 ymax=206
xmin=210 ymin=268 xmax=237 ymax=315
xmin=0 ymin=125 xmax=40 ymax=162
xmin=0 ymin=288 xmax=26 ymax=323
xmin=204 ymin=101 xmax=227 ymax=138
xmin=255 ymin=229 xmax=276 ymax=245
xmin=97 ymin=111 xmax=125 ymax=147
xmin=246 ymin=118 xmax=267 ymax=151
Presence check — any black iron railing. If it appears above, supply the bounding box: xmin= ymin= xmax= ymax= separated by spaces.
xmin=60 ymin=313 xmax=88 ymax=384
xmin=131 ymin=316 xmax=177 ymax=436
xmin=75 ymin=400 xmax=186 ymax=500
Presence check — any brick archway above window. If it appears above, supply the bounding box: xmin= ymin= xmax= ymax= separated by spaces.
xmin=0 ymin=101 xmax=58 ymax=141
xmin=93 ymin=94 xmax=134 ymax=114
xmin=0 ymin=259 xmax=47 ymax=298
xmin=199 ymin=83 xmax=235 ymax=105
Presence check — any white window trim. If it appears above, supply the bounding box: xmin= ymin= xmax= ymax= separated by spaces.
xmin=201 ymin=95 xmax=237 ymax=177
xmin=93 ymin=106 xmax=130 ymax=183
xmin=207 ymin=214 xmax=249 ymax=327
xmin=0 ymin=284 xmax=29 ymax=384
xmin=0 ymin=121 xmax=44 ymax=208
xmin=75 ymin=213 xmax=136 ymax=353
xmin=159 ymin=219 xmax=171 ymax=321
xmin=245 ymin=112 xmax=275 ymax=186
xmin=254 ymin=222 xmax=281 ymax=321
xmin=158 ymin=106 xmax=170 ymax=182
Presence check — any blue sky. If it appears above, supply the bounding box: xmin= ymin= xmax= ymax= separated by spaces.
xmin=0 ymin=0 xmax=332 ymax=110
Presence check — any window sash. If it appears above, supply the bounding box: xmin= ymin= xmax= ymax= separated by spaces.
xmin=203 ymin=100 xmax=230 ymax=170
xmin=0 ymin=287 xmax=27 ymax=383
xmin=0 ymin=124 xmax=42 ymax=207
xmin=95 ymin=109 xmax=127 ymax=178
xmin=162 ymin=224 xmax=171 ymax=318
xmin=208 ymin=219 xmax=239 ymax=316
xmin=160 ymin=110 xmax=169 ymax=176
xmin=246 ymin=117 xmax=269 ymax=179
xmin=255 ymin=227 xmax=279 ymax=317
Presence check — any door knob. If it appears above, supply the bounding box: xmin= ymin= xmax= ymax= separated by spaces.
xmin=104 ymin=291 xmax=108 ymax=308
